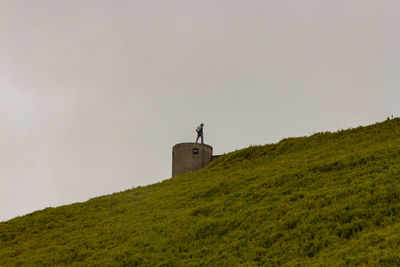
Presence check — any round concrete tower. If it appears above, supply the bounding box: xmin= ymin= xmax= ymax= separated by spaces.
xmin=172 ymin=143 xmax=213 ymax=177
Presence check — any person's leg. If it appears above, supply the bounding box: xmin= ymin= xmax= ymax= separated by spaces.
xmin=201 ymin=134 xmax=204 ymax=144
xmin=196 ymin=134 xmax=199 ymax=143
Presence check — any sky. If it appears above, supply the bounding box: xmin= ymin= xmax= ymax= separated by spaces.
xmin=1 ymin=0 xmax=400 ymax=222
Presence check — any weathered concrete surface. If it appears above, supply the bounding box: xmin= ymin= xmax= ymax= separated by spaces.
xmin=172 ymin=143 xmax=213 ymax=177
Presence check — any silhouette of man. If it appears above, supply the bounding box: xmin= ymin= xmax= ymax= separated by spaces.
xmin=196 ymin=123 xmax=204 ymax=144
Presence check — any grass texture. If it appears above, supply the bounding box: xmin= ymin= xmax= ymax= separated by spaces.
xmin=1 ymin=119 xmax=400 ymax=266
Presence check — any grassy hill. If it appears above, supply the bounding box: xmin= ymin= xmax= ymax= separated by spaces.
xmin=2 ymin=119 xmax=400 ymax=266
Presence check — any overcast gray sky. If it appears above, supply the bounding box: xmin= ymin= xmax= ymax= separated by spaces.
xmin=1 ymin=0 xmax=399 ymax=221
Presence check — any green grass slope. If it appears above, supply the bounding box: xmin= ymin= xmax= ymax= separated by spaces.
xmin=2 ymin=119 xmax=400 ymax=266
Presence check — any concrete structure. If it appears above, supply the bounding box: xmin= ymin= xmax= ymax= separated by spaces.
xmin=172 ymin=143 xmax=213 ymax=177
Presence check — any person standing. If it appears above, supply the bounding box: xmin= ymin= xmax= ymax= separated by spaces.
xmin=196 ymin=123 xmax=204 ymax=144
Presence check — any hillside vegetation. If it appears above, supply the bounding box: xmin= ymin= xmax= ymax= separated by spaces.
xmin=2 ymin=119 xmax=400 ymax=266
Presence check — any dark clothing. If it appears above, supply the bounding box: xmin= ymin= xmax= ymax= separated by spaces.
xmin=196 ymin=133 xmax=203 ymax=144
xmin=196 ymin=125 xmax=204 ymax=144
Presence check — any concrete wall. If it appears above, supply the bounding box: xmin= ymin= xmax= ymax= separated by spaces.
xmin=172 ymin=143 xmax=213 ymax=177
